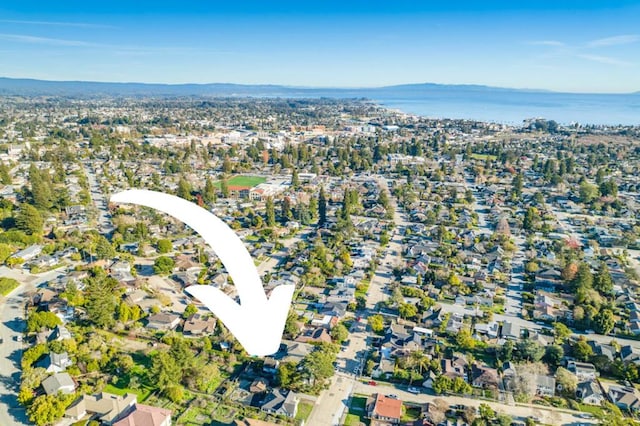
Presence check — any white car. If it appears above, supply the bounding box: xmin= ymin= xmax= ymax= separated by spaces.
xmin=407 ymin=387 xmax=420 ymax=394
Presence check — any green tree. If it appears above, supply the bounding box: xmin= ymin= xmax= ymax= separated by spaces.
xmin=150 ymin=350 xmax=182 ymax=392
xmin=399 ymin=303 xmax=418 ymax=319
xmin=318 ymin=186 xmax=327 ymax=226
xmin=157 ymin=239 xmax=173 ymax=254
xmin=553 ymin=322 xmax=572 ymax=344
xmin=183 ymin=303 xmax=198 ymax=319
xmin=579 ymin=181 xmax=600 ymax=204
xmin=26 ymin=311 xmax=62 ymax=332
xmin=455 ymin=329 xmax=476 ymax=350
xmin=543 ymin=344 xmax=564 ymax=367
xmin=0 ymin=243 xmax=13 ymax=264
xmin=593 ymin=262 xmax=614 ymax=296
xmin=593 ymin=309 xmax=615 ymax=335
xmin=516 ymin=339 xmax=544 ymax=362
xmin=84 ymin=274 xmax=118 ymax=328
xmin=15 ymin=204 xmax=44 ymax=235
xmin=265 ymin=197 xmax=276 ymax=227
xmin=432 ymin=375 xmax=453 ymax=395
xmin=368 ymin=314 xmax=385 ymax=334
xmin=27 ymin=394 xmax=66 ymax=426
xmin=573 ymin=337 xmax=594 ymax=361
xmin=177 ymin=177 xmax=192 ymax=201
xmin=522 ymin=207 xmax=538 ymax=231
xmin=203 ymin=177 xmax=217 ymax=204
xmin=153 ymin=256 xmax=175 ymax=275
xmin=478 ymin=403 xmax=495 ymax=420
xmin=330 ymin=323 xmax=349 ymax=344
xmin=220 ymin=178 xmax=230 ymax=198
xmin=94 ymin=235 xmax=115 ymax=259
xmin=555 ymin=366 xmax=578 ymax=394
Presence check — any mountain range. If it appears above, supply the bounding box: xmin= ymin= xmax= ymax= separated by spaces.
xmin=0 ymin=76 xmax=636 ymax=98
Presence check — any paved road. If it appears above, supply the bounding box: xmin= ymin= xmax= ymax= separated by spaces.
xmin=0 ymin=268 xmax=65 ymax=426
xmin=307 ymin=177 xmax=405 ymax=426
xmin=351 ymin=381 xmax=598 ymax=425
xmin=83 ymin=161 xmax=114 ymax=233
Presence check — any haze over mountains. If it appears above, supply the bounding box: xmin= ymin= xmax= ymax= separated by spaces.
xmin=0 ymin=76 xmax=637 ymax=98
xmin=1 ymin=77 xmax=637 ymax=125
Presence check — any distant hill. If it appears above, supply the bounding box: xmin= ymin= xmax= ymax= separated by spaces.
xmin=0 ymin=76 xmax=630 ymax=98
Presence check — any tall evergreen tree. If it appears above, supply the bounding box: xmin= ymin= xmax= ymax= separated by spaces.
xmin=318 ymin=186 xmax=327 ymax=226
xmin=265 ymin=197 xmax=276 ymax=227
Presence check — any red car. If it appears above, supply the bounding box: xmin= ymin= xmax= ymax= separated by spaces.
xmin=368 ymin=381 xmax=377 ymax=386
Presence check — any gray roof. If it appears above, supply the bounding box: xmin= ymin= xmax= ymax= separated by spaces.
xmin=42 ymin=372 xmax=75 ymax=395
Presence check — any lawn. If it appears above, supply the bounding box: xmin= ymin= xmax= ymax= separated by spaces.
xmin=295 ymin=402 xmax=314 ymax=422
xmin=577 ymin=403 xmax=605 ymax=417
xmin=214 ymin=175 xmax=266 ymax=188
xmin=470 ymin=153 xmax=498 ymax=161
xmin=344 ymin=414 xmax=363 ymax=426
xmin=0 ymin=277 xmax=19 ymax=296
xmin=103 ymin=383 xmax=152 ymax=402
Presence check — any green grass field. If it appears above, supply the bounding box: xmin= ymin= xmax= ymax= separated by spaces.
xmin=470 ymin=153 xmax=498 ymax=161
xmin=103 ymin=383 xmax=152 ymax=402
xmin=214 ymin=175 xmax=266 ymax=188
xmin=0 ymin=278 xmax=19 ymax=296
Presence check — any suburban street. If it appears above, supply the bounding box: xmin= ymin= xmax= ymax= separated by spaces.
xmin=0 ymin=267 xmax=66 ymax=426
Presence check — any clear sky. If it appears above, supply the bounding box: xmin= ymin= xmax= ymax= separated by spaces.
xmin=0 ymin=1 xmax=638 ymax=93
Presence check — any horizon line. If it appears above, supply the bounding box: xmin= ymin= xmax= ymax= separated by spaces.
xmin=0 ymin=75 xmax=637 ymax=96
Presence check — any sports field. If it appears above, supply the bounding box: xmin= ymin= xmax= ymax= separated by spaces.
xmin=214 ymin=175 xmax=266 ymax=188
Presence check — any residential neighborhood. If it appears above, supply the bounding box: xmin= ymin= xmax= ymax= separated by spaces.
xmin=1 ymin=96 xmax=640 ymax=426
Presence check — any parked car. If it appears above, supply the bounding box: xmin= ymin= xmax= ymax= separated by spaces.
xmin=407 ymin=387 xmax=420 ymax=394
xmin=386 ymin=394 xmax=398 ymax=399
xmin=368 ymin=381 xmax=377 ymax=386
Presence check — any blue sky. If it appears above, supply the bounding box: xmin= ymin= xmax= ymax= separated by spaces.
xmin=0 ymin=1 xmax=638 ymax=92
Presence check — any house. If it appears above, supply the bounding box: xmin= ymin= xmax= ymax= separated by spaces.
xmin=576 ymin=381 xmax=605 ymax=405
xmin=567 ymin=361 xmax=598 ymax=381
xmin=113 ymin=403 xmax=172 ymax=426
xmin=621 ymin=345 xmax=640 ymax=364
xmin=65 ymin=392 xmax=137 ymax=424
xmin=260 ymin=389 xmax=299 ymax=418
xmin=535 ymin=375 xmax=556 ymax=397
xmin=294 ymin=327 xmax=332 ymax=344
xmin=373 ymin=358 xmax=395 ymax=379
xmin=146 ymin=313 xmax=181 ymax=331
xmin=501 ymin=321 xmax=521 ymax=340
xmin=471 ymin=364 xmax=499 ymax=389
xmin=441 ymin=357 xmax=467 ymax=382
xmin=10 ymin=244 xmax=43 ymax=261
xmin=249 ymin=378 xmax=269 ymax=394
xmin=49 ymin=325 xmax=72 ymax=341
xmin=42 ymin=372 xmax=76 ymax=395
xmin=366 ymin=393 xmax=402 ymax=424
xmin=182 ymin=314 xmax=216 ymax=336
xmin=278 ymin=340 xmax=312 ymax=364
xmin=608 ymin=386 xmax=640 ymax=412
xmin=39 ymin=352 xmax=72 ymax=373
xmin=262 ymin=358 xmax=279 ymax=375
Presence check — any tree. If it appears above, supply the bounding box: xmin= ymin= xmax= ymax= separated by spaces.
xmin=282 ymin=196 xmax=292 ymax=220
xmin=220 ymin=178 xmax=229 ymax=198
xmin=572 ymin=263 xmax=593 ymax=291
xmin=455 ymin=329 xmax=476 ymax=350
xmin=177 ymin=177 xmax=192 ymax=201
xmin=593 ymin=262 xmax=614 ymax=296
xmin=496 ymin=414 xmax=513 ymax=426
xmin=579 ymin=181 xmax=600 ymax=204
xmin=0 ymin=243 xmax=14 ymax=264
xmin=150 ymin=350 xmax=182 ymax=392
xmin=478 ymin=403 xmax=495 ymax=421
xmin=94 ymin=235 xmax=115 ymax=259
xmin=593 ymin=309 xmax=615 ymax=335
xmin=265 ymin=197 xmax=276 ymax=227
xmin=523 ymin=207 xmax=538 ymax=231
xmin=84 ymin=274 xmax=118 ymax=328
xmin=516 ymin=339 xmax=544 ymax=362
xmin=555 ymin=367 xmax=577 ymax=394
xmin=543 ymin=345 xmax=564 ymax=367
xmin=368 ymin=314 xmax=385 ymax=334
xmin=330 ymin=323 xmax=349 ymax=343
xmin=291 ymin=168 xmax=300 ymax=188
xmin=15 ymin=204 xmax=44 ymax=235
xmin=203 ymin=177 xmax=217 ymax=204
xmin=157 ymin=239 xmax=173 ymax=254
xmin=318 ymin=186 xmax=327 ymax=226
xmin=304 ymin=343 xmax=338 ymax=385
xmin=572 ymin=337 xmax=594 ymax=361
xmin=183 ymin=303 xmax=198 ymax=319
xmin=28 ymin=394 xmax=67 ymax=425
xmin=553 ymin=322 xmax=572 ymax=344
xmin=154 ymin=256 xmax=175 ymax=275
xmin=398 ymin=303 xmax=418 ymax=320
xmin=26 ymin=311 xmax=62 ymax=332
xmin=222 ymin=156 xmax=233 ymax=173
xmin=432 ymin=375 xmax=453 ymax=395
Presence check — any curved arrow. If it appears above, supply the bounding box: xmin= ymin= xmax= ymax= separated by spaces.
xmin=110 ymin=189 xmax=294 ymax=356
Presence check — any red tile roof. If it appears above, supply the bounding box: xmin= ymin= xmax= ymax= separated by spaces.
xmin=373 ymin=394 xmax=402 ymax=419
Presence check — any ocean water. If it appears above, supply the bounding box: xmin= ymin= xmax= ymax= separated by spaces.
xmin=372 ymin=91 xmax=640 ymax=126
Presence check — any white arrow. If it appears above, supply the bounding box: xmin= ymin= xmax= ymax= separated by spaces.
xmin=110 ymin=189 xmax=295 ymax=356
